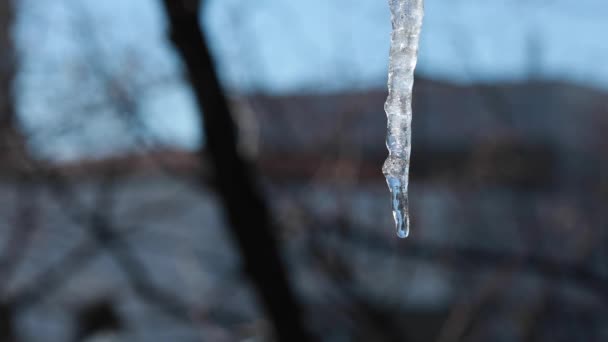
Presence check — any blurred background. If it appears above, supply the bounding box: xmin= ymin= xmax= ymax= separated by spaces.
xmin=1 ymin=0 xmax=607 ymax=341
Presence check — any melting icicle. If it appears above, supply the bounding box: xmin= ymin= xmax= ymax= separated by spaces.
xmin=383 ymin=0 xmax=424 ymax=238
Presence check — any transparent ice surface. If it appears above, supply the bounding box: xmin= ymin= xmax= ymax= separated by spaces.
xmin=383 ymin=0 xmax=424 ymax=238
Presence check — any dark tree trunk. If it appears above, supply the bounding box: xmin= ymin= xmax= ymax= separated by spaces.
xmin=0 ymin=1 xmax=20 ymax=340
xmin=0 ymin=0 xmax=28 ymax=174
xmin=160 ymin=1 xmax=311 ymax=341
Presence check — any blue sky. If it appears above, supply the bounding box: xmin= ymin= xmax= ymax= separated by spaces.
xmin=203 ymin=0 xmax=608 ymax=91
xmin=14 ymin=0 xmax=607 ymax=159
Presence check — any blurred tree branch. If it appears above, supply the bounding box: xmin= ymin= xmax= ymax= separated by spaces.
xmin=0 ymin=0 xmax=28 ymax=174
xmin=0 ymin=1 xmax=25 ymax=340
xmin=14 ymin=168 xmax=192 ymax=322
xmin=321 ymin=222 xmax=608 ymax=303
xmin=160 ymin=0 xmax=312 ymax=340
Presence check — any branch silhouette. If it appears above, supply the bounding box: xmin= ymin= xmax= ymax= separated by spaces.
xmin=160 ymin=1 xmax=312 ymax=341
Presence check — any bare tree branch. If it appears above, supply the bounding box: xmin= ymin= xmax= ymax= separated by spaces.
xmin=160 ymin=1 xmax=312 ymax=340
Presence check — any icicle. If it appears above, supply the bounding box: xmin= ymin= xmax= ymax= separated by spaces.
xmin=383 ymin=0 xmax=424 ymax=238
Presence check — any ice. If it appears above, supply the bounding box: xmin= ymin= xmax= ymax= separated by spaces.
xmin=383 ymin=0 xmax=424 ymax=238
